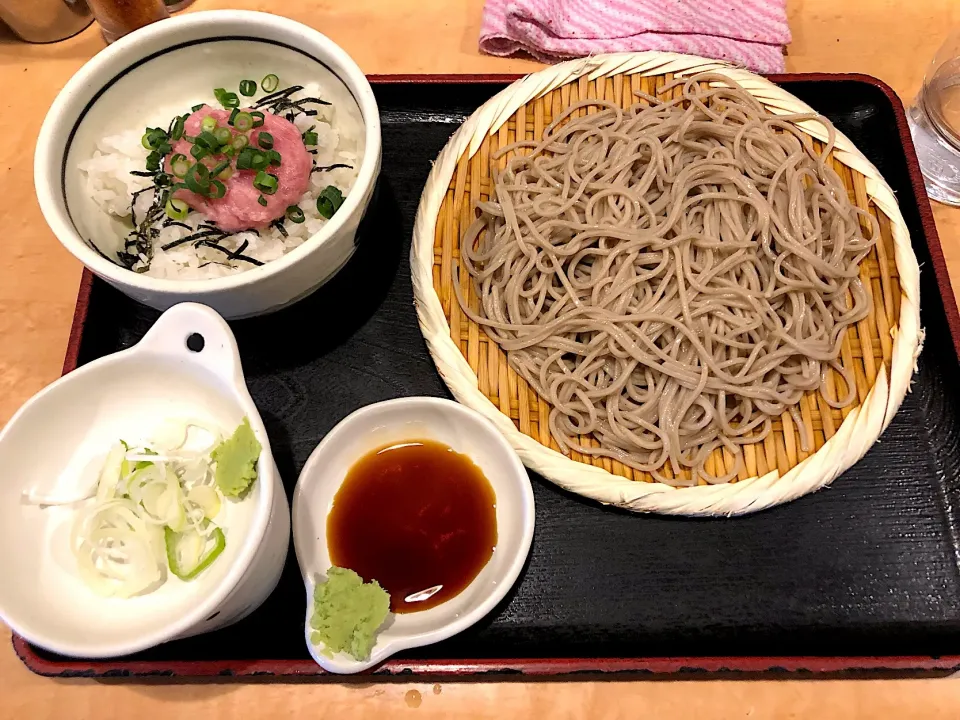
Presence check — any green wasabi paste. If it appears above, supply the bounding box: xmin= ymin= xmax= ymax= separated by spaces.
xmin=310 ymin=567 xmax=391 ymax=660
xmin=212 ymin=417 xmax=261 ymax=498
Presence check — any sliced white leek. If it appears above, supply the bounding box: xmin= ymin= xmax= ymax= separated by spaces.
xmin=54 ymin=419 xmax=254 ymax=598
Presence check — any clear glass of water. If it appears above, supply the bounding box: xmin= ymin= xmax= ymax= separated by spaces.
xmin=907 ymin=30 xmax=960 ymax=206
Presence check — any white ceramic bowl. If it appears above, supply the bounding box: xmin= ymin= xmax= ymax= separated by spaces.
xmin=34 ymin=10 xmax=381 ymax=319
xmin=292 ymin=397 xmax=535 ymax=674
xmin=0 ymin=303 xmax=290 ymax=658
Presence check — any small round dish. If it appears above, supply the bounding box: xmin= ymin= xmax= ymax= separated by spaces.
xmin=34 ymin=10 xmax=382 ymax=319
xmin=0 ymin=303 xmax=290 ymax=658
xmin=292 ymin=397 xmax=535 ymax=674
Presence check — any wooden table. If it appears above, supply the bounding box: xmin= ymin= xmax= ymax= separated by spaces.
xmin=3 ymin=1 xmax=960 ymax=717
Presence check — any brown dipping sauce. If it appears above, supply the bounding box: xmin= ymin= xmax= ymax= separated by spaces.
xmin=327 ymin=440 xmax=497 ymax=613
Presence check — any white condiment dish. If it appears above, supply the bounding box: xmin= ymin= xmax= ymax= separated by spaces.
xmin=292 ymin=397 xmax=535 ymax=674
xmin=34 ymin=10 xmax=381 ymax=319
xmin=0 ymin=303 xmax=290 ymax=658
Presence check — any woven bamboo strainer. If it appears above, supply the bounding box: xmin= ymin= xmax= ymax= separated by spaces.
xmin=411 ymin=53 xmax=923 ymax=516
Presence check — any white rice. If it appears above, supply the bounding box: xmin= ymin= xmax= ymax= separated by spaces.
xmin=77 ymin=82 xmax=362 ymax=279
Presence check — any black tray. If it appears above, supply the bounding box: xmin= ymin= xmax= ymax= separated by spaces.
xmin=16 ymin=75 xmax=960 ymax=680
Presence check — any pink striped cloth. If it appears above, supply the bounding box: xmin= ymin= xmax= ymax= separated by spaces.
xmin=480 ymin=0 xmax=791 ymax=74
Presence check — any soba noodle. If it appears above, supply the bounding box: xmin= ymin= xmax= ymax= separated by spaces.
xmin=453 ymin=72 xmax=877 ymax=486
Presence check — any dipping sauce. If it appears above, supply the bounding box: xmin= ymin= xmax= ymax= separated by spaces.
xmin=327 ymin=440 xmax=497 ymax=613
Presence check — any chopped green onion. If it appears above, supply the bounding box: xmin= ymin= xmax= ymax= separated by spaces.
xmin=232 ymin=134 xmax=250 ymax=151
xmin=190 ymin=144 xmax=209 ymax=161
xmin=303 ymin=131 xmax=318 ymax=146
xmin=257 ymin=195 xmax=268 ymax=207
xmin=228 ymin=108 xmax=240 ymax=126
xmin=169 ymin=153 xmax=190 ymax=178
xmin=208 ymin=179 xmax=226 ymax=199
xmin=170 ymin=116 xmax=186 ymax=141
xmin=200 ymin=115 xmax=217 ymax=133
xmin=250 ymin=111 xmax=265 ymax=128
xmin=145 ymin=150 xmax=162 ymax=172
xmin=222 ymin=145 xmax=236 ymax=157
xmin=253 ymin=153 xmax=270 ymax=171
xmin=266 ymin=150 xmax=282 ymax=167
xmin=261 ymin=74 xmax=279 ymax=92
xmin=235 ymin=147 xmax=255 ymax=170
xmin=210 ymin=160 xmax=232 ymax=179
xmin=239 ymin=79 xmax=257 ymax=97
xmin=316 ymin=185 xmax=345 ymax=219
xmin=184 ymin=163 xmax=210 ymax=194
xmin=154 ymin=172 xmax=172 ymax=188
xmin=213 ymin=87 xmax=240 ymax=109
xmin=256 ymin=132 xmax=274 ymax=150
xmin=155 ymin=142 xmax=172 ymax=156
xmin=165 ymin=197 xmax=189 ymax=221
xmin=164 ymin=526 xmax=226 ymax=581
xmin=141 ymin=127 xmax=168 ymax=151
xmin=213 ymin=127 xmax=232 ymax=146
xmin=253 ymin=171 xmax=278 ymax=195
xmin=233 ymin=112 xmax=254 ymax=132
xmin=286 ymin=205 xmax=305 ymax=223
xmin=191 ymin=103 xmax=205 ymax=112
xmin=194 ymin=131 xmax=220 ymax=151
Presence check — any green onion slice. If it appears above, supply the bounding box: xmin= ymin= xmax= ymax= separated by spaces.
xmin=253 ymin=171 xmax=278 ymax=195
xmin=257 ymin=195 xmax=268 ymax=207
xmin=213 ymin=87 xmax=240 ymax=109
xmin=266 ymin=150 xmax=282 ymax=167
xmin=194 ymin=131 xmax=220 ymax=151
xmin=164 ymin=526 xmax=226 ymax=581
xmin=249 ymin=152 xmax=269 ymax=171
xmin=286 ymin=205 xmax=305 ymax=223
xmin=303 ymin=131 xmax=318 ymax=146
xmin=261 ymin=74 xmax=279 ymax=92
xmin=184 ymin=163 xmax=210 ymax=194
xmin=190 ymin=144 xmax=209 ymax=161
xmin=169 ymin=153 xmax=190 ymax=178
xmin=145 ymin=151 xmax=162 ymax=172
xmin=200 ymin=115 xmax=217 ymax=133
xmin=239 ymin=79 xmax=257 ymax=97
xmin=191 ymin=103 xmax=205 ymax=112
xmin=141 ymin=127 xmax=168 ymax=151
xmin=235 ymin=147 xmax=255 ymax=170
xmin=250 ymin=111 xmax=265 ymax=128
xmin=165 ymin=197 xmax=189 ymax=221
xmin=233 ymin=112 xmax=254 ymax=133
xmin=209 ymin=160 xmax=232 ymax=179
xmin=213 ymin=127 xmax=232 ymax=146
xmin=208 ymin=179 xmax=226 ymax=199
xmin=316 ymin=185 xmax=345 ymax=219
xmin=170 ymin=116 xmax=186 ymax=141
xmin=256 ymin=132 xmax=274 ymax=150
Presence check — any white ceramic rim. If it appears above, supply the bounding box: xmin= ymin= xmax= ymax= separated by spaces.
xmin=34 ymin=9 xmax=381 ymax=295
xmin=410 ymin=52 xmax=924 ymax=517
xmin=292 ymin=396 xmax=536 ymax=672
xmin=0 ymin=303 xmax=278 ymax=657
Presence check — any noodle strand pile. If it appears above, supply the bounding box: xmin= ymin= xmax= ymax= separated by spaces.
xmin=454 ymin=73 xmax=877 ymax=486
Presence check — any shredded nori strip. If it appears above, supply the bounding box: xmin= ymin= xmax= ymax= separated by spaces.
xmin=270 ymin=219 xmax=288 ymax=238
xmin=254 ymin=85 xmax=330 ymax=120
xmin=311 ymin=163 xmax=353 ymax=173
xmin=199 ymin=239 xmax=264 ymax=265
xmin=129 ymin=170 xmax=157 ymax=177
xmin=160 ymin=228 xmax=226 ymax=251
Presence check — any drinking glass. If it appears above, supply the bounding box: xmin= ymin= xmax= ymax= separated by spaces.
xmin=907 ymin=29 xmax=960 ymax=206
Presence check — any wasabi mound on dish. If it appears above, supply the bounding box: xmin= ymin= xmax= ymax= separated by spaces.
xmin=310 ymin=567 xmax=390 ymax=660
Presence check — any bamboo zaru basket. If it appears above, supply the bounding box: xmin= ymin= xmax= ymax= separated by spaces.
xmin=411 ymin=53 xmax=922 ymax=516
